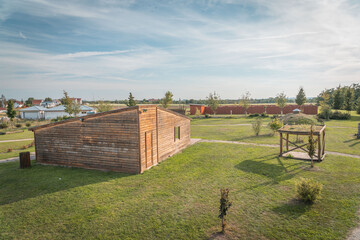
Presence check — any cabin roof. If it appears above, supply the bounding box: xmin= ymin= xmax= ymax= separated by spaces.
xmin=30 ymin=105 xmax=191 ymax=132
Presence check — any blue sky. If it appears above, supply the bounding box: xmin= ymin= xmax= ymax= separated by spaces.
xmin=1 ymin=0 xmax=359 ymax=100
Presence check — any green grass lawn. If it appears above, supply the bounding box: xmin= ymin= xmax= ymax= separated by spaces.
xmin=0 ymin=140 xmax=34 ymax=153
xmin=191 ymin=115 xmax=360 ymax=155
xmin=0 ymin=130 xmax=34 ymax=141
xmin=1 ymin=143 xmax=360 ymax=239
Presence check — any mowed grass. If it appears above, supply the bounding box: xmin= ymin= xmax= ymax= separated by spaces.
xmin=0 ymin=129 xmax=34 ymax=141
xmin=1 ymin=143 xmax=360 ymax=239
xmin=0 ymin=146 xmax=35 ymax=160
xmin=191 ymin=116 xmax=360 ymax=155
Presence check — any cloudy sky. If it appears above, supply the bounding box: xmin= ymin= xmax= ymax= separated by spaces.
xmin=0 ymin=0 xmax=359 ymax=100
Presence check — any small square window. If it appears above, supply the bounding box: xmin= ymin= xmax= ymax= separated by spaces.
xmin=174 ymin=126 xmax=180 ymax=141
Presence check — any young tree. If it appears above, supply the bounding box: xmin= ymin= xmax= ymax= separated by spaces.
xmin=62 ymin=90 xmax=73 ymax=115
xmin=295 ymin=87 xmax=306 ymax=107
xmin=319 ymin=92 xmax=332 ymax=120
xmin=207 ymin=91 xmax=220 ymax=115
xmin=307 ymin=126 xmax=317 ymax=168
xmin=161 ymin=91 xmax=173 ymax=108
xmin=126 ymin=92 xmax=136 ymax=107
xmin=343 ymin=87 xmax=354 ymax=112
xmin=219 ymin=189 xmax=232 ymax=233
xmin=275 ymin=92 xmax=287 ymax=115
xmin=6 ymin=100 xmax=16 ymax=121
xmin=239 ymin=91 xmax=251 ymax=116
xmin=72 ymin=102 xmax=81 ymax=117
xmin=96 ymin=101 xmax=112 ymax=112
xmin=333 ymin=87 xmax=342 ymax=110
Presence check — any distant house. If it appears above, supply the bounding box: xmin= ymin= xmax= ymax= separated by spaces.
xmin=19 ymin=106 xmax=47 ymax=119
xmin=0 ymin=107 xmax=6 ymax=113
xmin=19 ymin=105 xmax=95 ymax=120
xmin=69 ymin=98 xmax=82 ymax=104
xmin=32 ymin=99 xmax=43 ymax=106
xmin=44 ymin=105 xmax=94 ymax=119
xmin=14 ymin=101 xmax=24 ymax=109
xmin=41 ymin=101 xmax=58 ymax=108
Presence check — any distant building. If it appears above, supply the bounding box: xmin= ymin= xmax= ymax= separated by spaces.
xmin=14 ymin=101 xmax=24 ymax=109
xmin=19 ymin=106 xmax=47 ymax=119
xmin=69 ymin=98 xmax=82 ymax=104
xmin=19 ymin=105 xmax=95 ymax=120
xmin=32 ymin=99 xmax=43 ymax=106
xmin=41 ymin=101 xmax=58 ymax=108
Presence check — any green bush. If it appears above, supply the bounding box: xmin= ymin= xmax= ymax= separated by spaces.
xmin=318 ymin=110 xmax=351 ymax=120
xmin=260 ymin=112 xmax=269 ymax=118
xmin=25 ymin=122 xmax=31 ymax=127
xmin=295 ymin=177 xmax=323 ymax=203
xmin=252 ymin=118 xmax=262 ymax=136
xmin=269 ymin=118 xmax=283 ymax=133
xmin=0 ymin=122 xmax=8 ymax=129
xmin=15 ymin=123 xmax=23 ymax=128
xmin=205 ymin=114 xmax=211 ymax=118
xmin=248 ymin=113 xmax=260 ymax=118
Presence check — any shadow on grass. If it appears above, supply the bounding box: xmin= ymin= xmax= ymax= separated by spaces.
xmin=272 ymin=199 xmax=311 ymax=218
xmin=343 ymin=138 xmax=360 ymax=147
xmin=0 ymin=160 xmax=131 ymax=206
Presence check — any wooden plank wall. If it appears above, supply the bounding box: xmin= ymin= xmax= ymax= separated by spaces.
xmin=138 ymin=106 xmax=158 ymax=172
xmin=34 ymin=109 xmax=140 ymax=173
xmin=157 ymin=108 xmax=191 ymax=162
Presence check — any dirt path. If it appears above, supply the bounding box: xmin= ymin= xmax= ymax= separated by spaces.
xmin=193 ymin=138 xmax=360 ymax=159
xmin=0 ymin=138 xmax=34 ymax=143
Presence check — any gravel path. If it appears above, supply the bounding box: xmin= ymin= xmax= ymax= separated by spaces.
xmin=0 ymin=138 xmax=34 ymax=143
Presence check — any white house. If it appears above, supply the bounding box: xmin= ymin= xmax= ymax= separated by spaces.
xmin=41 ymin=101 xmax=58 ymax=108
xmin=19 ymin=106 xmax=47 ymax=119
xmin=44 ymin=105 xmax=95 ymax=120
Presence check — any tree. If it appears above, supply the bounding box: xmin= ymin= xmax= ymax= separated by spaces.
xmin=343 ymin=87 xmax=354 ymax=112
xmin=275 ymin=92 xmax=287 ymax=115
xmin=219 ymin=189 xmax=231 ymax=233
xmin=96 ymin=101 xmax=112 ymax=113
xmin=333 ymin=87 xmax=342 ymax=110
xmin=0 ymin=94 xmax=6 ymax=108
xmin=44 ymin=97 xmax=53 ymax=102
xmin=239 ymin=91 xmax=251 ymax=116
xmin=25 ymin=97 xmax=34 ymax=107
xmin=126 ymin=92 xmax=136 ymax=107
xmin=319 ymin=92 xmax=332 ymax=120
xmin=295 ymin=87 xmax=306 ymax=107
xmin=72 ymin=102 xmax=81 ymax=117
xmin=207 ymin=92 xmax=220 ymax=115
xmin=161 ymin=91 xmax=173 ymax=108
xmin=6 ymin=100 xmax=16 ymax=121
xmin=307 ymin=126 xmax=317 ymax=168
xmin=357 ymin=97 xmax=360 ymax=114
xmin=62 ymin=90 xmax=80 ymax=116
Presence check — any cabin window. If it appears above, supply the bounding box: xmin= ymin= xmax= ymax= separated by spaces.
xmin=174 ymin=126 xmax=180 ymax=141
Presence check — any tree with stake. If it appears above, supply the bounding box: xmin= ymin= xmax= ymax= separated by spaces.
xmin=296 ymin=87 xmax=306 ymax=110
xmin=239 ymin=91 xmax=251 ymax=116
xmin=161 ymin=91 xmax=173 ymax=108
xmin=126 ymin=92 xmax=136 ymax=107
xmin=276 ymin=92 xmax=287 ymax=115
xmin=219 ymin=189 xmax=232 ymax=233
xmin=307 ymin=125 xmax=317 ymax=168
xmin=6 ymin=100 xmax=16 ymax=121
xmin=62 ymin=90 xmax=74 ymax=116
xmin=207 ymin=92 xmax=220 ymax=115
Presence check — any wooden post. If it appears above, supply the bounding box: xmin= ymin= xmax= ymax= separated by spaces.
xmin=318 ymin=135 xmax=321 ymax=161
xmin=322 ymin=131 xmax=325 ymax=156
xmin=286 ymin=133 xmax=289 ymax=151
xmin=19 ymin=151 xmax=31 ymax=168
xmin=279 ymin=133 xmax=283 ymax=156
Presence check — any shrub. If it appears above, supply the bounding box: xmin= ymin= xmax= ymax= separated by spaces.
xmin=25 ymin=122 xmax=31 ymax=127
xmin=252 ymin=118 xmax=262 ymax=136
xmin=271 ymin=114 xmax=279 ymax=119
xmin=269 ymin=118 xmax=283 ymax=134
xmin=15 ymin=123 xmax=23 ymax=128
xmin=7 ymin=148 xmax=12 ymax=152
xmin=295 ymin=177 xmax=322 ymax=203
xmin=248 ymin=113 xmax=260 ymax=118
xmin=260 ymin=112 xmax=269 ymax=118
xmin=318 ymin=105 xmax=332 ymax=120
xmin=219 ymin=189 xmax=232 ymax=233
xmin=331 ymin=111 xmax=350 ymax=120
xmin=205 ymin=114 xmax=211 ymax=118
xmin=0 ymin=122 xmax=8 ymax=129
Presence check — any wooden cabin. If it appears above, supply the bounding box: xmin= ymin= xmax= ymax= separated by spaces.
xmin=30 ymin=105 xmax=191 ymax=173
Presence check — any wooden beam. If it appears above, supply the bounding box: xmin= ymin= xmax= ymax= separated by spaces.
xmin=286 ymin=133 xmax=289 ymax=151
xmin=279 ymin=133 xmax=283 ymax=156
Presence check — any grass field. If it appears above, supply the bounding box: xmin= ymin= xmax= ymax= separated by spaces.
xmin=1 ymin=143 xmax=360 ymax=239
xmin=0 ymin=129 xmax=34 ymax=141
